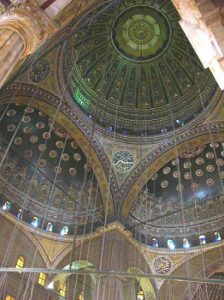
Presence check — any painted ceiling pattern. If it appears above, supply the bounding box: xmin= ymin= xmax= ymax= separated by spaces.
xmin=1 ymin=0 xmax=224 ymax=251
xmin=0 ymin=103 xmax=104 ymax=234
xmin=129 ymin=142 xmax=224 ymax=247
xmin=63 ymin=0 xmax=217 ymax=135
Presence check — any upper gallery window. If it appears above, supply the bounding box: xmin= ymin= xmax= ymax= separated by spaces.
xmin=38 ymin=273 xmax=46 ymax=286
xmin=16 ymin=255 xmax=25 ymax=269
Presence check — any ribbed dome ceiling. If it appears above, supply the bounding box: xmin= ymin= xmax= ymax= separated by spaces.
xmin=62 ymin=0 xmax=218 ymax=136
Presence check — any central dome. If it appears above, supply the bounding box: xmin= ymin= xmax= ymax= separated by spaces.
xmin=62 ymin=0 xmax=218 ymax=136
xmin=112 ymin=6 xmax=171 ymax=62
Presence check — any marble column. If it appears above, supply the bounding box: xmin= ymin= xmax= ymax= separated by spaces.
xmin=94 ymin=232 xmax=127 ymax=300
xmin=0 ymin=28 xmax=24 ymax=88
xmin=172 ymin=0 xmax=224 ymax=90
xmin=0 ymin=0 xmax=55 ymax=88
xmin=96 ymin=277 xmax=126 ymax=300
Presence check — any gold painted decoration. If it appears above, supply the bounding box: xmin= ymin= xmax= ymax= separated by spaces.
xmin=163 ymin=167 xmax=171 ymax=174
xmin=206 ymin=165 xmax=215 ymax=172
xmin=30 ymin=135 xmax=38 ymax=143
xmin=49 ymin=150 xmax=57 ymax=158
xmin=7 ymin=124 xmax=16 ymax=132
xmin=161 ymin=180 xmax=169 ymax=188
xmin=196 ymin=157 xmax=204 ymax=165
xmin=25 ymin=107 xmax=34 ymax=113
xmin=196 ymin=169 xmax=203 ymax=177
xmin=61 ymin=153 xmax=70 ymax=161
xmin=176 ymin=184 xmax=184 ymax=192
xmin=217 ymin=159 xmax=224 ymax=166
xmin=7 ymin=109 xmax=16 ymax=116
xmin=24 ymin=149 xmax=33 ymax=158
xmin=56 ymin=141 xmax=64 ymax=149
xmin=43 ymin=132 xmax=51 ymax=140
xmin=173 ymin=171 xmax=180 ymax=178
xmin=206 ymin=178 xmax=215 ymax=186
xmin=183 ymin=162 xmax=191 ymax=169
xmin=206 ymin=152 xmax=215 ymax=159
xmin=39 ymin=144 xmax=47 ymax=152
xmin=191 ymin=183 xmax=199 ymax=191
xmin=22 ymin=116 xmax=31 ymax=123
xmin=74 ymin=153 xmax=81 ymax=161
xmin=69 ymin=168 xmax=77 ymax=176
xmin=54 ymin=166 xmax=62 ymax=174
xmin=14 ymin=137 xmax=23 ymax=145
xmin=36 ymin=122 xmax=45 ymax=129
xmin=38 ymin=159 xmax=47 ymax=167
xmin=23 ymin=127 xmax=31 ymax=134
xmin=184 ymin=172 xmax=192 ymax=180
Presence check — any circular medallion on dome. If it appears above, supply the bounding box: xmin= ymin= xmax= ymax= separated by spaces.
xmin=112 ymin=151 xmax=134 ymax=173
xmin=111 ymin=6 xmax=171 ymax=62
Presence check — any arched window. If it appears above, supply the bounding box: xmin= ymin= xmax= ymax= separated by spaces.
xmin=6 ymin=296 xmax=15 ymax=300
xmin=78 ymin=292 xmax=84 ymax=300
xmin=137 ymin=290 xmax=145 ymax=300
xmin=38 ymin=273 xmax=46 ymax=286
xmin=16 ymin=256 xmax=25 ymax=269
xmin=59 ymin=282 xmax=66 ymax=297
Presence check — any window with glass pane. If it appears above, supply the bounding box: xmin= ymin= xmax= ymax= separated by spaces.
xmin=16 ymin=256 xmax=25 ymax=269
xmin=59 ymin=283 xmax=66 ymax=297
xmin=78 ymin=292 xmax=84 ymax=300
xmin=6 ymin=296 xmax=15 ymax=300
xmin=137 ymin=290 xmax=145 ymax=300
xmin=38 ymin=273 xmax=46 ymax=286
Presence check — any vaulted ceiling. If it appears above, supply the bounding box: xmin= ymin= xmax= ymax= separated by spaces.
xmin=1 ymin=0 xmax=224 ymax=251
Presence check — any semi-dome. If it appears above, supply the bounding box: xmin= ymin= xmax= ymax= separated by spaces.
xmin=129 ymin=142 xmax=224 ymax=248
xmin=0 ymin=103 xmax=104 ymax=235
xmin=62 ymin=0 xmax=218 ymax=136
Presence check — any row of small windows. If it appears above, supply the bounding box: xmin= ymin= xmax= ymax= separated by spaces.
xmin=13 ymin=256 xmax=87 ymax=299
xmin=15 ymin=256 xmax=46 ymax=286
xmin=14 ymin=256 xmax=68 ymax=297
xmin=13 ymin=255 xmax=140 ymax=299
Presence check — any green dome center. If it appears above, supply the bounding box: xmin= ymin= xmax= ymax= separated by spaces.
xmin=112 ymin=6 xmax=171 ymax=61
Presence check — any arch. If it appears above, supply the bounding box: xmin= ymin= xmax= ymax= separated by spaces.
xmin=0 ymin=93 xmax=114 ymax=215
xmin=49 ymin=260 xmax=96 ymax=299
xmin=127 ymin=267 xmax=157 ymax=300
xmin=121 ymin=131 xmax=224 ymax=217
xmin=0 ymin=211 xmax=51 ymax=267
xmin=159 ymin=243 xmax=224 ymax=300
